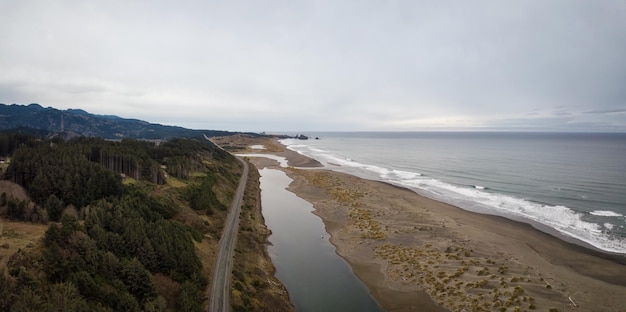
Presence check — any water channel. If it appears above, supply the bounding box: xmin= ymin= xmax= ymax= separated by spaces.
xmin=258 ymin=167 xmax=383 ymax=311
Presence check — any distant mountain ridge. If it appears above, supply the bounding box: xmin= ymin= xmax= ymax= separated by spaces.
xmin=0 ymin=103 xmax=236 ymax=139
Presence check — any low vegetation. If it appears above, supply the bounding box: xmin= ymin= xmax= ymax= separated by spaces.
xmin=290 ymin=169 xmax=386 ymax=240
xmin=374 ymin=243 xmax=548 ymax=312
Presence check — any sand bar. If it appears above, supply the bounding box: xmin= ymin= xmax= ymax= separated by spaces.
xmin=222 ymin=136 xmax=626 ymax=312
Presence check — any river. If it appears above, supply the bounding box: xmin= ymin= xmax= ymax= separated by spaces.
xmin=258 ymin=167 xmax=382 ymax=312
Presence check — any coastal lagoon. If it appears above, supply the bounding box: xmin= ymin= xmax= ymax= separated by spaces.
xmin=258 ymin=167 xmax=382 ymax=312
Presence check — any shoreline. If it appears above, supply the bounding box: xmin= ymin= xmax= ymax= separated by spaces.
xmin=378 ymin=178 xmax=626 ymax=263
xmin=277 ymin=140 xmax=626 ymax=261
xmin=286 ymin=168 xmax=626 ymax=311
xmin=224 ymin=136 xmax=626 ymax=311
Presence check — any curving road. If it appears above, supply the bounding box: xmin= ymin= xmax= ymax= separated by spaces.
xmin=209 ymin=156 xmax=248 ymax=312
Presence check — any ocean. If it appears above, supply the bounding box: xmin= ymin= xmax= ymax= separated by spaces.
xmin=280 ymin=132 xmax=626 ymax=255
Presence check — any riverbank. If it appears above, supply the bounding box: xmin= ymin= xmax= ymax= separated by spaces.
xmin=230 ymin=159 xmax=294 ymax=311
xmin=221 ymin=135 xmax=626 ymax=312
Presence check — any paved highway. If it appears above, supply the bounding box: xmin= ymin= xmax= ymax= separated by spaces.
xmin=209 ymin=156 xmax=248 ymax=312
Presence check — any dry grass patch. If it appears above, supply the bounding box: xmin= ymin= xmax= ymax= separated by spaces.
xmin=0 ymin=181 xmax=29 ymax=202
xmin=260 ymin=140 xmax=283 ymax=153
xmin=0 ymin=220 xmax=47 ymax=272
xmin=290 ymin=169 xmax=387 ymax=240
xmin=166 ymin=176 xmax=188 ymax=188
xmin=189 ymin=171 xmax=208 ymax=178
xmin=375 ymin=242 xmax=569 ymax=311
xmin=211 ymin=134 xmax=284 ymax=153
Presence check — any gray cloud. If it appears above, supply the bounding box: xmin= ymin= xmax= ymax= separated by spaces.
xmin=583 ymin=109 xmax=626 ymax=115
xmin=1 ymin=0 xmax=625 ymax=132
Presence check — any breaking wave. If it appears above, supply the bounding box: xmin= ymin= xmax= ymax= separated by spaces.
xmin=282 ymin=139 xmax=626 ymax=254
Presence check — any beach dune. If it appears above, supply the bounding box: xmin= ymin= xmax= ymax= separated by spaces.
xmin=222 ymin=136 xmax=626 ymax=312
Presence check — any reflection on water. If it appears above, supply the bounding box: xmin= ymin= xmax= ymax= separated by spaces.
xmin=259 ymin=168 xmax=382 ymax=312
xmin=237 ymin=153 xmax=289 ymax=167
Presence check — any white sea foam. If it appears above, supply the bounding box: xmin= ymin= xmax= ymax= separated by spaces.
xmin=604 ymin=223 xmax=615 ymax=230
xmin=281 ymin=138 xmax=626 ymax=254
xmin=249 ymin=145 xmax=266 ymax=150
xmin=287 ymin=144 xmax=308 ymax=148
xmin=399 ymin=176 xmax=626 ymax=254
xmin=393 ymin=175 xmax=626 ymax=253
xmin=590 ymin=210 xmax=624 ymax=217
xmin=389 ymin=169 xmax=422 ymax=179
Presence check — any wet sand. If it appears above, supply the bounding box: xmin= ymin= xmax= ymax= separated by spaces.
xmin=224 ymin=136 xmax=626 ymax=312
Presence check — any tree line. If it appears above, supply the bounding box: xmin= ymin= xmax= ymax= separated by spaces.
xmin=1 ymin=132 xmax=238 ymax=311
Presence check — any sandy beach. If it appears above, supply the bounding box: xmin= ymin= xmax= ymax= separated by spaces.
xmin=221 ymin=135 xmax=626 ymax=312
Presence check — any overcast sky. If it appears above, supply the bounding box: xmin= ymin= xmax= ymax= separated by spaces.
xmin=2 ymin=1 xmax=625 ymax=132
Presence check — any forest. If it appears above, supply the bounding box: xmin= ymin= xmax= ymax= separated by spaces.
xmin=0 ymin=132 xmax=241 ymax=311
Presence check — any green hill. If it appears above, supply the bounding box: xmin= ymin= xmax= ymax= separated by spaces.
xmin=0 ymin=103 xmax=244 ymax=140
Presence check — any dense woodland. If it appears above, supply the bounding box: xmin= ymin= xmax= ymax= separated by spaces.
xmin=0 ymin=132 xmax=241 ymax=311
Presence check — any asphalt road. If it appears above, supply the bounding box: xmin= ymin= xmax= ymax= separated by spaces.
xmin=209 ymin=156 xmax=248 ymax=312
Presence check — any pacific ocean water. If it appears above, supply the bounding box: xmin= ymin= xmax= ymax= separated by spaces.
xmin=281 ymin=132 xmax=626 ymax=255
